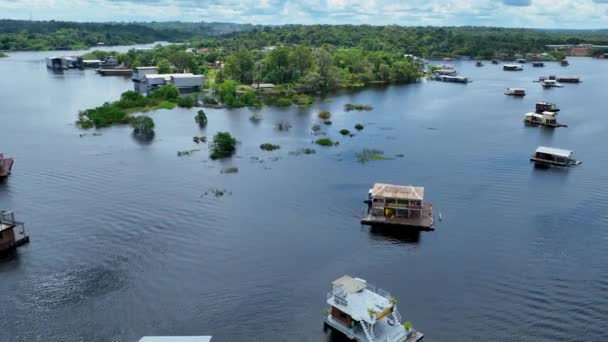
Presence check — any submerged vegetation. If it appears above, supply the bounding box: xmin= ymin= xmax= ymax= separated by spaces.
xmin=195 ymin=110 xmax=208 ymax=127
xmin=344 ymin=103 xmax=373 ymax=111
xmin=355 ymin=123 xmax=364 ymax=131
xmin=318 ymin=111 xmax=331 ymax=120
xmin=0 ymin=52 xmax=7 ymax=58
xmin=176 ymin=95 xmax=196 ymax=108
xmin=356 ymin=149 xmax=387 ymax=163
xmin=260 ymin=143 xmax=281 ymax=151
xmin=210 ymin=132 xmax=237 ymax=160
xmin=339 ymin=129 xmax=351 ymax=136
xmin=130 ymin=115 xmax=155 ymax=137
xmin=315 ymin=138 xmax=335 ymax=146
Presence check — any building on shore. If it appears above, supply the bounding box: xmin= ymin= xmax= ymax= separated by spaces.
xmin=137 ymin=73 xmax=204 ymax=94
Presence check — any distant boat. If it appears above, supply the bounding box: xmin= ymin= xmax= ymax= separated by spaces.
xmin=491 ymin=60 xmax=499 ymax=64
xmin=505 ymin=88 xmax=526 ymax=96
xmin=476 ymin=61 xmax=484 ymax=67
xmin=503 ymin=64 xmax=524 ymax=71
xmin=435 ymin=75 xmax=469 ymax=83
xmin=561 ymin=59 xmax=569 ymax=66
xmin=531 ymin=146 xmax=580 ymax=168
xmin=516 ymin=58 xmax=527 ymax=63
xmin=542 ymin=79 xmax=563 ymax=88
xmin=532 ymin=62 xmax=545 ymax=67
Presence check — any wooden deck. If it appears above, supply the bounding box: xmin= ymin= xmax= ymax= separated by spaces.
xmin=361 ymin=204 xmax=434 ymax=230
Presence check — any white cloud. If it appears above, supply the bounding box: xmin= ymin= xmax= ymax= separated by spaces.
xmin=0 ymin=0 xmax=607 ymax=28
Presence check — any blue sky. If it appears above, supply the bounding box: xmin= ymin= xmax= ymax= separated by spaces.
xmin=1 ymin=0 xmax=608 ymax=28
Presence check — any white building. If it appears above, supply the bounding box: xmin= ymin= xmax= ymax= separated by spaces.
xmin=132 ymin=66 xmax=159 ymax=82
xmin=139 ymin=73 xmax=204 ymax=94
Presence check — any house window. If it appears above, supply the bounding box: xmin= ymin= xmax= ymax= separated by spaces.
xmin=386 ymin=198 xmax=396 ymax=204
xmin=397 ymin=199 xmax=408 ymax=205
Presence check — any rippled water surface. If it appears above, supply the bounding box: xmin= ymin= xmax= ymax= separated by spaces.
xmin=1 ymin=49 xmax=608 ymax=342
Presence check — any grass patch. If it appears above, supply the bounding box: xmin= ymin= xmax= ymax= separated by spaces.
xmin=356 ymin=149 xmax=387 ymax=163
xmin=260 ymin=143 xmax=281 ymax=151
xmin=315 ymin=138 xmax=334 ymax=146
xmin=344 ymin=103 xmax=373 ymax=111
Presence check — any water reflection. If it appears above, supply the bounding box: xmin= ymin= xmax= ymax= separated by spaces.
xmin=367 ymin=226 xmax=422 ymax=245
xmin=131 ymin=131 xmax=155 ymax=145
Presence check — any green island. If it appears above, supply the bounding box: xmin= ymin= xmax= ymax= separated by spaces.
xmin=0 ymin=52 xmax=8 ymax=58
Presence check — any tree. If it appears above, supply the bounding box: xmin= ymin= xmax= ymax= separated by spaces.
xmin=210 ymin=132 xmax=237 ymax=160
xmin=195 ymin=110 xmax=207 ymax=127
xmin=130 ymin=115 xmax=155 ymax=136
xmin=157 ymin=59 xmax=171 ymax=74
xmin=150 ymin=85 xmax=179 ymax=101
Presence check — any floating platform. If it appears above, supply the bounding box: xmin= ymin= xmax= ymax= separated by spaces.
xmin=361 ymin=203 xmax=434 ymax=230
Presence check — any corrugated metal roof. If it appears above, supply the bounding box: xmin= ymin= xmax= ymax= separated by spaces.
xmin=536 ymin=146 xmax=573 ymax=158
xmin=371 ymin=183 xmax=424 ymax=200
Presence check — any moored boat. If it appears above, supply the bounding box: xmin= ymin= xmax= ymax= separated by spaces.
xmin=556 ymin=76 xmax=580 ymax=83
xmin=542 ymin=79 xmax=563 ymax=88
xmin=505 ymin=87 xmax=526 ymax=96
xmin=536 ymin=101 xmax=559 ymax=112
xmin=503 ymin=64 xmax=524 ymax=71
xmin=530 ymin=146 xmax=581 ymax=167
xmin=524 ymin=111 xmax=560 ymax=127
xmin=435 ymin=75 xmax=469 ymax=83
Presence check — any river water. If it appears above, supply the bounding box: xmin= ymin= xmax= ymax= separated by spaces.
xmin=1 ymin=46 xmax=608 ymax=342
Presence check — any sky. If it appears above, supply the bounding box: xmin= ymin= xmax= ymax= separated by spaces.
xmin=1 ymin=0 xmax=608 ymax=29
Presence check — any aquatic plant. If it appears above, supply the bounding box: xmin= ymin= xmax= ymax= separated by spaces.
xmin=323 ymin=120 xmax=332 ymax=125
xmin=130 ymin=115 xmax=155 ymax=137
xmin=390 ymin=296 xmax=398 ymax=305
xmin=249 ymin=113 xmax=262 ymax=123
xmin=404 ymin=321 xmax=413 ymax=332
xmin=292 ymin=94 xmax=313 ymax=108
xmin=356 ymin=149 xmax=386 ymax=163
xmin=323 ymin=308 xmax=330 ymax=316
xmin=192 ymin=136 xmax=206 ymax=143
xmin=344 ymin=103 xmax=373 ymax=111
xmin=276 ymin=121 xmax=292 ymax=131
xmin=195 ymin=110 xmax=208 ymax=127
xmin=177 ymin=95 xmax=196 ymax=108
xmin=311 ymin=123 xmax=321 ymax=133
xmin=340 ymin=129 xmax=350 ymax=135
xmin=316 ymin=138 xmax=334 ymax=146
xmin=289 ymin=148 xmax=316 ymax=156
xmin=221 ymin=167 xmax=239 ymax=174
xmin=318 ymin=110 xmax=331 ymax=120
xmin=368 ymin=308 xmax=377 ymax=318
xmin=355 ymin=123 xmax=364 ymax=131
xmin=177 ymin=149 xmax=200 ymax=157
xmin=210 ymin=132 xmax=237 ymax=160
xmin=260 ymin=143 xmax=280 ymax=151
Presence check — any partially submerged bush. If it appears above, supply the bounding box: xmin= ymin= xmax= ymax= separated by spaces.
xmin=276 ymin=121 xmax=292 ymax=131
xmin=323 ymin=120 xmax=332 ymax=125
xmin=275 ymin=97 xmax=292 ymax=107
xmin=210 ymin=132 xmax=237 ymax=160
xmin=316 ymin=138 xmax=334 ymax=146
xmin=195 ymin=110 xmax=207 ymax=127
xmin=356 ymin=149 xmax=386 ymax=163
xmin=260 ymin=143 xmax=281 ymax=151
xmin=355 ymin=123 xmax=364 ymax=130
xmin=177 ymin=95 xmax=196 ymax=108
xmin=311 ymin=123 xmax=321 ymax=133
xmin=318 ymin=111 xmax=331 ymax=120
xmin=344 ymin=103 xmax=373 ymax=111
xmin=130 ymin=115 xmax=155 ymax=136
xmin=340 ymin=129 xmax=351 ymax=135
xmin=292 ymin=94 xmax=313 ymax=108
xmin=221 ymin=167 xmax=239 ymax=174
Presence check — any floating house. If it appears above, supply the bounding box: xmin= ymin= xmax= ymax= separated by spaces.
xmin=503 ymin=64 xmax=524 ymax=71
xmin=361 ymin=183 xmax=433 ymax=230
xmin=433 ymin=69 xmax=457 ymax=76
xmin=524 ymin=111 xmax=560 ymax=127
xmin=435 ymin=75 xmax=469 ymax=83
xmin=141 ymin=73 xmax=203 ymax=94
xmin=46 ymin=57 xmax=70 ymax=70
xmin=324 ymin=275 xmax=424 ymax=342
xmin=556 ymin=76 xmax=580 ymax=83
xmin=0 ymin=153 xmax=13 ymax=178
xmin=505 ymin=88 xmax=526 ymax=96
xmin=97 ymin=68 xmax=133 ymax=76
xmin=536 ymin=102 xmax=559 ymax=113
xmin=0 ymin=211 xmax=29 ymax=253
xmin=132 ymin=66 xmax=159 ymax=82
xmin=82 ymin=59 xmax=102 ymax=68
xmin=538 ymin=75 xmax=557 ymax=82
xmin=251 ymin=83 xmax=276 ymax=91
xmin=532 ymin=62 xmax=545 ymax=67
xmin=139 ymin=337 xmax=212 ymax=342
xmin=531 ymin=146 xmax=581 ymax=167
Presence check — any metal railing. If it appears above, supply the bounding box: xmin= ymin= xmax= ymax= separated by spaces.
xmin=327 ymin=290 xmax=349 ymax=306
xmin=365 ymin=283 xmax=391 ymax=300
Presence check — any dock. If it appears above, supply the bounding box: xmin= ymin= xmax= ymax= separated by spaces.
xmin=362 ymin=203 xmax=434 ymax=230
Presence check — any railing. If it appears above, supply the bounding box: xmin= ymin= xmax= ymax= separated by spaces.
xmin=365 ymin=283 xmax=391 ymax=300
xmin=327 ymin=290 xmax=349 ymax=306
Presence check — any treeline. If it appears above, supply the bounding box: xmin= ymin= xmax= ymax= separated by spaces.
xmin=201 ymin=25 xmax=608 ymax=59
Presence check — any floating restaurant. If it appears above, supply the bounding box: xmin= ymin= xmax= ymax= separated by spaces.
xmin=324 ymin=275 xmax=424 ymax=342
xmin=361 ymin=183 xmax=433 ymax=230
xmin=530 ymin=146 xmax=581 ymax=168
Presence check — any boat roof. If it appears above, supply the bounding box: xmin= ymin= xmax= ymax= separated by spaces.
xmin=135 ymin=66 xmax=159 ymax=70
xmin=328 ymin=276 xmax=392 ymax=324
xmin=139 ymin=337 xmax=212 ymax=342
xmin=536 ymin=146 xmax=573 ymax=157
xmin=508 ymin=87 xmax=526 ymax=91
xmin=371 ymin=183 xmax=424 ymax=200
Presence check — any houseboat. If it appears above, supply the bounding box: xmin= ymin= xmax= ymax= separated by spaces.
xmin=45 ymin=57 xmax=69 ymax=70
xmin=536 ymin=101 xmax=560 ymax=113
xmin=475 ymin=61 xmax=484 ymax=67
xmin=0 ymin=153 xmax=13 ymax=178
xmin=141 ymin=73 xmax=204 ymax=94
xmin=516 ymin=58 xmax=527 ymax=64
xmin=556 ymin=76 xmax=580 ymax=83
xmin=505 ymin=88 xmax=526 ymax=96
xmin=434 ymin=69 xmax=457 ymax=76
xmin=530 ymin=146 xmax=581 ymax=167
xmin=0 ymin=211 xmax=29 ymax=253
xmin=561 ymin=59 xmax=569 ymax=66
xmin=524 ymin=111 xmax=560 ymax=127
xmin=491 ymin=60 xmax=499 ymax=64
xmin=532 ymin=62 xmax=545 ymax=67
xmin=361 ymin=183 xmax=433 ymax=230
xmin=324 ymin=275 xmax=424 ymax=342
xmin=542 ymin=79 xmax=563 ymax=88
xmin=82 ymin=59 xmax=102 ymax=68
xmin=538 ymin=75 xmax=556 ymax=82
xmin=435 ymin=75 xmax=469 ymax=83
xmin=503 ymin=64 xmax=524 ymax=71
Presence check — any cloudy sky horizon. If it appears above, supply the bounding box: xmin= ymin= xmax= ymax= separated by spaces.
xmin=1 ymin=0 xmax=608 ymax=29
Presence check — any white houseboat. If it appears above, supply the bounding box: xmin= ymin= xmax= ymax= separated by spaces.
xmin=361 ymin=183 xmax=433 ymax=230
xmin=324 ymin=275 xmax=424 ymax=342
xmin=524 ymin=111 xmax=560 ymax=127
xmin=435 ymin=75 xmax=469 ymax=83
xmin=503 ymin=64 xmax=524 ymax=71
xmin=530 ymin=146 xmax=581 ymax=167
xmin=542 ymin=79 xmax=563 ymax=88
xmin=505 ymin=88 xmax=526 ymax=96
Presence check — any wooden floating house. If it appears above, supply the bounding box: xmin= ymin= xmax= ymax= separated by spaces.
xmin=556 ymin=76 xmax=580 ymax=83
xmin=503 ymin=64 xmax=524 ymax=71
xmin=435 ymin=75 xmax=469 ymax=83
xmin=505 ymin=88 xmax=526 ymax=96
xmin=531 ymin=146 xmax=581 ymax=168
xmin=524 ymin=111 xmax=560 ymax=127
xmin=324 ymin=276 xmax=424 ymax=342
xmin=0 ymin=153 xmax=13 ymax=178
xmin=46 ymin=56 xmax=84 ymax=69
xmin=361 ymin=183 xmax=434 ymax=230
xmin=0 ymin=211 xmax=29 ymax=253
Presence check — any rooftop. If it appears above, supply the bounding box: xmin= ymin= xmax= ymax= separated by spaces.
xmin=135 ymin=66 xmax=159 ymax=70
xmin=371 ymin=183 xmax=424 ymax=201
xmin=536 ymin=146 xmax=573 ymax=158
xmin=327 ymin=276 xmax=393 ymax=324
xmin=139 ymin=337 xmax=212 ymax=342
xmin=145 ymin=73 xmax=194 ymax=80
xmin=171 ymin=74 xmax=202 ymax=78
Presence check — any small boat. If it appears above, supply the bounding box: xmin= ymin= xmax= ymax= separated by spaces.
xmin=0 ymin=153 xmax=13 ymax=178
xmin=503 ymin=64 xmax=524 ymax=71
xmin=491 ymin=60 xmax=499 ymax=64
xmin=324 ymin=275 xmax=424 ymax=342
xmin=532 ymin=62 xmax=545 ymax=67
xmin=435 ymin=75 xmax=469 ymax=83
xmin=561 ymin=59 xmax=569 ymax=66
xmin=531 ymin=146 xmax=581 ymax=167
xmin=524 ymin=111 xmax=560 ymax=127
xmin=434 ymin=69 xmax=457 ymax=76
xmin=476 ymin=61 xmax=484 ymax=67
xmin=516 ymin=58 xmax=527 ymax=64
xmin=536 ymin=101 xmax=560 ymax=113
xmin=505 ymin=88 xmax=526 ymax=96
xmin=542 ymin=79 xmax=563 ymax=88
